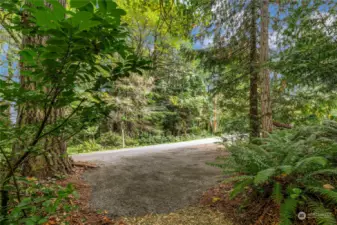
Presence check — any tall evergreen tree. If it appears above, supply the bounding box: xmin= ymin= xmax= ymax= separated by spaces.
xmin=248 ymin=0 xmax=260 ymax=138
xmin=260 ymin=0 xmax=272 ymax=136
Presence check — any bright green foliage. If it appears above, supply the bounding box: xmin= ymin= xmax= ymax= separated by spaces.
xmin=186 ymin=0 xmax=337 ymax=131
xmin=308 ymin=202 xmax=337 ymax=225
xmin=280 ymin=198 xmax=298 ymax=225
xmin=272 ymin=86 xmax=337 ymax=126
xmin=0 ymin=177 xmax=77 ymax=224
xmin=68 ymin=132 xmax=211 ymax=154
xmin=212 ymin=120 xmax=337 ymax=224
xmin=0 ymin=0 xmax=148 ymax=223
xmin=64 ymin=0 xmax=214 ymax=146
xmin=273 ymin=0 xmax=337 ymax=90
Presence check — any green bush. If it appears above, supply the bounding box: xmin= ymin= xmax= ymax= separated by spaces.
xmin=97 ymin=132 xmax=123 ymax=148
xmin=213 ymin=120 xmax=337 ymax=225
xmin=189 ymin=126 xmax=202 ymax=135
xmin=0 ymin=177 xmax=77 ymax=224
xmin=68 ymin=132 xmax=213 ymax=154
xmin=125 ymin=137 xmax=139 ymax=146
xmin=70 ymin=140 xmax=102 ymax=153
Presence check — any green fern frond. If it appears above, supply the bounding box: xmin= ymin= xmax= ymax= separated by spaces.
xmin=308 ymin=201 xmax=337 ymax=225
xmin=294 ymin=156 xmax=327 ymax=172
xmin=306 ymin=187 xmax=337 ymax=204
xmin=272 ymin=182 xmax=283 ymax=205
xmin=248 ymin=144 xmax=273 ymax=162
xmin=280 ymin=198 xmax=298 ymax=225
xmin=282 ymin=140 xmax=306 ymax=164
xmin=309 ymin=169 xmax=337 ymax=176
xmin=230 ymin=178 xmax=253 ymax=199
xmin=278 ymin=165 xmax=293 ymax=175
xmin=254 ymin=167 xmax=276 ymax=185
xmin=206 ymin=161 xmax=227 ymax=168
xmin=222 ymin=175 xmax=254 ymax=184
xmin=229 ymin=145 xmax=270 ymax=173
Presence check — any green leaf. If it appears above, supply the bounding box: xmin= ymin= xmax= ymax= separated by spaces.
xmin=20 ymin=49 xmax=36 ymax=65
xmin=106 ymin=0 xmax=118 ymax=11
xmin=71 ymin=11 xmax=93 ymax=26
xmin=71 ymin=11 xmax=100 ymax=31
xmin=307 ymin=187 xmax=337 ymax=204
xmin=280 ymin=198 xmax=297 ymax=225
xmin=40 ymin=51 xmax=61 ymax=60
xmin=97 ymin=0 xmax=107 ymax=13
xmin=70 ymin=0 xmax=91 ymax=8
xmin=34 ymin=10 xmax=58 ymax=29
xmin=47 ymin=0 xmax=66 ymax=20
xmin=279 ymin=165 xmax=293 ymax=175
xmin=230 ymin=178 xmax=253 ymax=199
xmin=0 ymin=104 xmax=10 ymax=112
xmin=309 ymin=169 xmax=337 ymax=176
xmin=308 ymin=202 xmax=337 ymax=225
xmin=295 ymin=157 xmax=327 ymax=172
xmin=272 ymin=182 xmax=283 ymax=205
xmin=27 ymin=0 xmax=44 ymax=7
xmin=222 ymin=175 xmax=254 ymax=184
xmin=79 ymin=20 xmax=101 ymax=31
xmin=47 ymin=38 xmax=68 ymax=47
xmin=46 ymin=45 xmax=66 ymax=53
xmin=254 ymin=167 xmax=276 ymax=185
xmin=38 ymin=218 xmax=48 ymax=224
xmin=110 ymin=8 xmax=126 ymax=16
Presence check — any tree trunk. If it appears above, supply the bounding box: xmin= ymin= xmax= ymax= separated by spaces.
xmin=16 ymin=0 xmax=72 ymax=178
xmin=249 ymin=0 xmax=260 ymax=139
xmin=260 ymin=0 xmax=272 ymax=137
xmin=1 ymin=51 xmax=14 ymax=125
xmin=212 ymin=95 xmax=217 ymax=134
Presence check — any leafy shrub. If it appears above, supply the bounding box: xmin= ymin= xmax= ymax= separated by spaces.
xmin=70 ymin=140 xmax=102 ymax=153
xmin=68 ymin=132 xmax=213 ymax=154
xmin=98 ymin=132 xmax=123 ymax=148
xmin=137 ymin=133 xmax=211 ymax=146
xmin=125 ymin=137 xmax=139 ymax=146
xmin=0 ymin=177 xmax=77 ymax=225
xmin=189 ymin=126 xmax=202 ymax=135
xmin=213 ymin=120 xmax=337 ymax=225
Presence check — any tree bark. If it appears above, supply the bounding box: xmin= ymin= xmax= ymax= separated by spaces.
xmin=212 ymin=95 xmax=217 ymax=134
xmin=273 ymin=121 xmax=292 ymax=129
xmin=15 ymin=0 xmax=72 ymax=178
xmin=249 ymin=0 xmax=260 ymax=139
xmin=1 ymin=51 xmax=14 ymax=125
xmin=260 ymin=0 xmax=272 ymax=137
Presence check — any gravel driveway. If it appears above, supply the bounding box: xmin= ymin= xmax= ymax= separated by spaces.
xmin=76 ymin=142 xmax=224 ymax=218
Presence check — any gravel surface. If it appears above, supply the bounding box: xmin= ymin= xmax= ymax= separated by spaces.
xmin=72 ymin=138 xmax=221 ymax=162
xmin=81 ymin=143 xmax=224 ymax=218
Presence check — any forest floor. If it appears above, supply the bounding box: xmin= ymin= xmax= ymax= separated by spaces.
xmin=71 ymin=143 xmax=233 ymax=224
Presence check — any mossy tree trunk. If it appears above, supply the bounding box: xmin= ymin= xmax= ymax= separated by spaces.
xmin=15 ymin=0 xmax=72 ymax=178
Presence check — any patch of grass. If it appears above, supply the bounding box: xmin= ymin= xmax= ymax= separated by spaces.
xmin=120 ymin=207 xmax=232 ymax=225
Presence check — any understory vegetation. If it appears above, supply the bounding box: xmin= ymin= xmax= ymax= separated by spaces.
xmin=0 ymin=0 xmax=336 ymax=224
xmin=68 ymin=131 xmax=211 ymax=154
xmin=212 ymin=120 xmax=337 ymax=224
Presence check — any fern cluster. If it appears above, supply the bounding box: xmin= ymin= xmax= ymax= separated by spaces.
xmin=215 ymin=120 xmax=337 ymax=225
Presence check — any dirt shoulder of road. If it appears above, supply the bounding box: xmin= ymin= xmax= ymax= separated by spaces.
xmin=121 ymin=206 xmax=232 ymax=225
